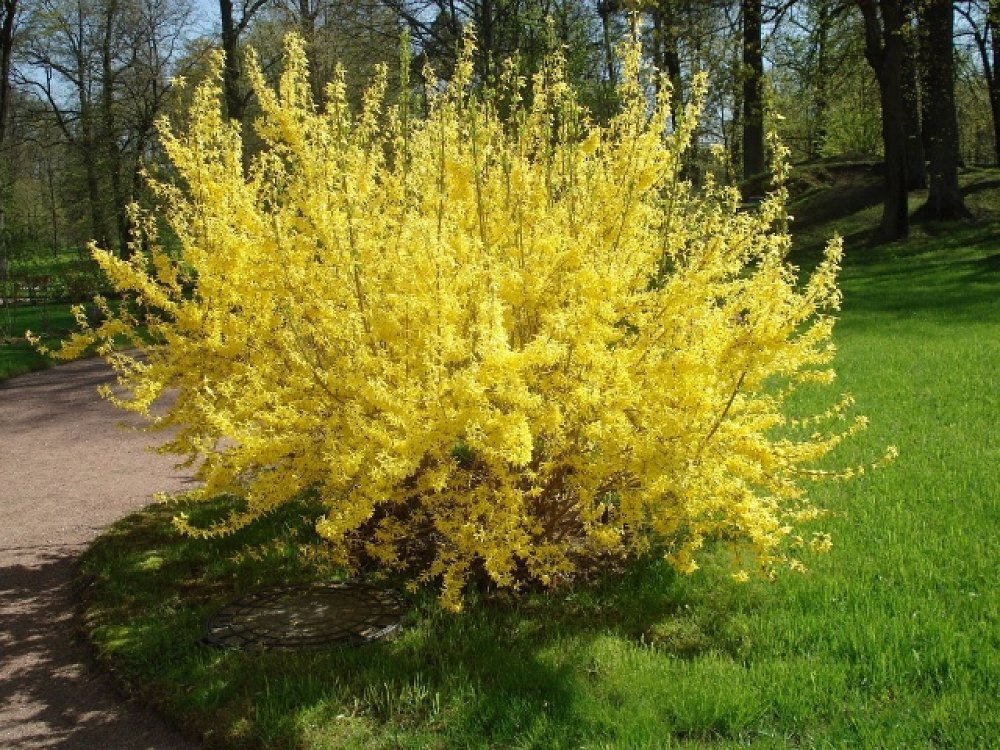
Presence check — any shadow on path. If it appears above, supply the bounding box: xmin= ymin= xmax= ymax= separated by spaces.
xmin=0 ymin=358 xmax=199 ymax=750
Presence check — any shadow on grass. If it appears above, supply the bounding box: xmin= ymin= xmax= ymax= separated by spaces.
xmin=960 ymin=177 xmax=1000 ymax=197
xmin=0 ymin=341 xmax=55 ymax=381
xmin=789 ymin=176 xmax=884 ymax=235
xmin=81 ymin=500 xmax=754 ymax=749
xmin=832 ymin=224 xmax=1000 ymax=326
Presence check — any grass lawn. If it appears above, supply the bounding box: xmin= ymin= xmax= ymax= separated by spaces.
xmin=0 ymin=247 xmax=112 ymax=379
xmin=0 ymin=302 xmax=79 ymax=380
xmin=62 ymin=172 xmax=1000 ymax=747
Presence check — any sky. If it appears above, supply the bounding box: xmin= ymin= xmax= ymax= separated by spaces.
xmin=189 ymin=0 xmax=221 ymax=38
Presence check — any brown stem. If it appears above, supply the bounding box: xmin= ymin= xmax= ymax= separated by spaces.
xmin=699 ymin=367 xmax=748 ymax=454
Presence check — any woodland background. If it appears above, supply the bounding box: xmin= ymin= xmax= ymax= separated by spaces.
xmin=0 ymin=0 xmax=997 ymax=280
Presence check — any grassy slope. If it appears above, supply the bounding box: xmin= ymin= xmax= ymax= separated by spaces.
xmin=76 ymin=170 xmax=1000 ymax=749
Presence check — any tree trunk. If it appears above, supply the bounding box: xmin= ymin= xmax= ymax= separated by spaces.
xmin=992 ymin=1 xmax=1000 ymax=164
xmin=991 ymin=76 xmax=1000 ymax=166
xmin=598 ymin=0 xmax=617 ymax=89
xmin=596 ymin=0 xmax=618 ymax=120
xmin=74 ymin=8 xmax=111 ymax=252
xmin=47 ymin=153 xmax=60 ymax=254
xmin=917 ymin=0 xmax=971 ymax=220
xmin=857 ymin=0 xmax=909 ymax=240
xmin=901 ymin=10 xmax=925 ymax=189
xmin=0 ymin=0 xmax=14 ymax=146
xmin=0 ymin=0 xmax=16 ymax=278
xmin=980 ymin=0 xmax=1000 ymax=164
xmin=478 ymin=0 xmax=494 ymax=83
xmin=662 ymin=22 xmax=682 ymax=129
xmin=296 ymin=0 xmax=321 ymax=104
xmin=810 ymin=2 xmax=835 ymax=160
xmin=742 ymin=0 xmax=765 ymax=180
xmin=101 ymin=0 xmax=131 ymax=257
xmin=877 ymin=58 xmax=910 ymax=238
xmin=83 ymin=130 xmax=110 ymax=250
xmin=220 ymin=0 xmax=243 ymax=122
xmin=649 ymin=1 xmax=683 ymax=130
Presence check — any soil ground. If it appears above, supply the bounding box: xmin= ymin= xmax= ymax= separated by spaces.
xmin=0 ymin=358 xmax=201 ymax=749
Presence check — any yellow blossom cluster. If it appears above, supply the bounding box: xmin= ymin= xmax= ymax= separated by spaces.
xmin=47 ymin=33 xmax=869 ymax=609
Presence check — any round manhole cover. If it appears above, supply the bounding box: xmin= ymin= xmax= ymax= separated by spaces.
xmin=202 ymin=582 xmax=404 ymax=650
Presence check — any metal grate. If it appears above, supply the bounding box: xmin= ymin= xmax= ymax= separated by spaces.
xmin=201 ymin=582 xmax=404 ymax=650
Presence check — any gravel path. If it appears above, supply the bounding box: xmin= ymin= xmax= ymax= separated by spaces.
xmin=0 ymin=358 xmax=201 ymax=749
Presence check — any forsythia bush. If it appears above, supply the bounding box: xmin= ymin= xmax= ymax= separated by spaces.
xmin=46 ymin=33 xmax=887 ymax=609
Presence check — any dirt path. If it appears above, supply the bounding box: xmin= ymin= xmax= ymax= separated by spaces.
xmin=0 ymin=358 xmax=201 ymax=749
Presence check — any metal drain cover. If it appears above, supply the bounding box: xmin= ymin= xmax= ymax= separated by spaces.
xmin=201 ymin=582 xmax=404 ymax=650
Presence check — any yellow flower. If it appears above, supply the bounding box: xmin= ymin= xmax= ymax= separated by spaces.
xmin=45 ymin=31 xmax=881 ymax=609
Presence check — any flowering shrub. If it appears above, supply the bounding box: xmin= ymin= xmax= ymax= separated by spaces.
xmin=44 ymin=33 xmax=887 ymax=609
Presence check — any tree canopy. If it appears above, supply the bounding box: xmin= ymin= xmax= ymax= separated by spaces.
xmin=1 ymin=0 xmax=994 ymax=263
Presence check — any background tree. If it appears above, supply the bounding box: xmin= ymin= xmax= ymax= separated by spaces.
xmin=1 ymin=0 xmax=17 ymax=277
xmin=771 ymin=0 xmax=884 ymax=161
xmin=643 ymin=0 xmax=684 ymax=125
xmin=917 ymin=0 xmax=971 ymax=218
xmin=258 ymin=0 xmax=400 ymax=106
xmin=401 ymin=0 xmax=604 ymax=108
xmin=956 ymin=0 xmax=999 ymax=164
xmin=3 ymin=0 xmax=997 ymax=272
xmin=121 ymin=0 xmax=195 ymax=212
xmin=901 ymin=6 xmax=926 ymax=187
xmin=21 ymin=0 xmax=113 ymax=250
xmin=18 ymin=0 xmax=193 ymax=255
xmin=742 ymin=0 xmax=765 ymax=179
xmin=628 ymin=0 xmax=740 ymax=182
xmin=856 ymin=0 xmax=910 ymax=240
xmin=219 ymin=0 xmax=271 ymax=122
xmin=640 ymin=0 xmax=746 ymax=156
xmin=6 ymin=100 xmax=67 ymax=254
xmin=0 ymin=0 xmax=14 ymax=145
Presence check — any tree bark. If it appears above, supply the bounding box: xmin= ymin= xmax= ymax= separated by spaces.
xmin=101 ymin=0 xmax=131 ymax=257
xmin=662 ymin=19 xmax=682 ymax=128
xmin=478 ymin=0 xmax=494 ymax=83
xmin=598 ymin=0 xmax=618 ymax=89
xmin=857 ymin=0 xmax=910 ymax=240
xmin=810 ymin=2 xmax=835 ymax=160
xmin=917 ymin=0 xmax=971 ymax=220
xmin=742 ymin=0 xmax=765 ymax=180
xmin=295 ymin=0 xmax=321 ymax=104
xmin=220 ymin=0 xmax=243 ymax=122
xmin=649 ymin=0 xmax=683 ymax=130
xmin=46 ymin=152 xmax=60 ymax=253
xmin=0 ymin=0 xmax=16 ymax=278
xmin=69 ymin=2 xmax=111 ymax=252
xmin=991 ymin=1 xmax=1000 ymax=165
xmin=901 ymin=9 xmax=926 ymax=189
xmin=218 ymin=0 xmax=270 ymax=122
xmin=0 ymin=0 xmax=15 ymax=146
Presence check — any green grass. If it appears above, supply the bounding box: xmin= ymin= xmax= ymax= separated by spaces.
xmin=0 ymin=247 xmax=111 ymax=379
xmin=0 ymin=302 xmax=79 ymax=379
xmin=61 ymin=171 xmax=1000 ymax=747
xmin=5 ymin=246 xmax=94 ymax=277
